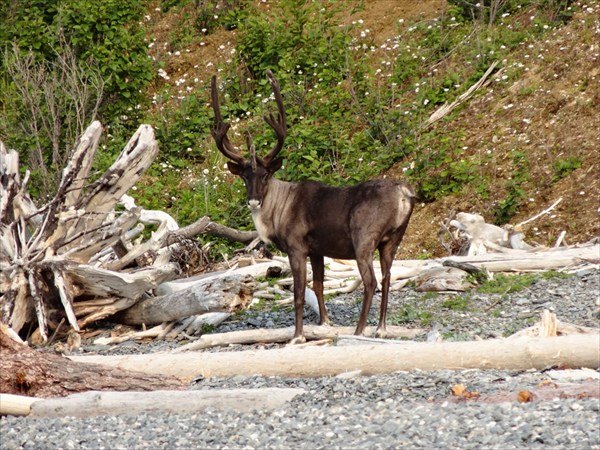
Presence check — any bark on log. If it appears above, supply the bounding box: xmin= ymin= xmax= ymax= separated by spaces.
xmin=172 ymin=325 xmax=424 ymax=352
xmin=415 ymin=267 xmax=474 ymax=292
xmin=70 ymin=333 xmax=600 ymax=378
xmin=66 ymin=262 xmax=180 ymax=300
xmin=0 ymin=327 xmax=184 ymax=398
xmin=118 ymin=274 xmax=255 ymax=326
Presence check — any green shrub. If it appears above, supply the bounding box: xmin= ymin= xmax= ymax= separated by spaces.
xmin=59 ymin=0 xmax=153 ymax=114
xmin=494 ymin=149 xmax=530 ymax=224
xmin=0 ymin=0 xmax=153 ymax=196
xmin=552 ymin=156 xmax=582 ymax=182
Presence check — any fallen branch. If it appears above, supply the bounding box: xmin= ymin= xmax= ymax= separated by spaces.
xmin=423 ymin=61 xmax=499 ymax=128
xmin=172 ymin=325 xmax=424 ymax=352
xmin=93 ymin=323 xmax=173 ymax=345
xmin=516 ymin=197 xmax=562 ymax=229
xmin=175 ymin=215 xmax=258 ymax=244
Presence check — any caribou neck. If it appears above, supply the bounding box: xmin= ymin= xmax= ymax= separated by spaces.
xmin=249 ymin=178 xmax=296 ymax=245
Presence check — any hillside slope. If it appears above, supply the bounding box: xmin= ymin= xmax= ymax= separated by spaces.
xmin=145 ymin=1 xmax=599 ymax=258
xmin=390 ymin=2 xmax=600 ymax=256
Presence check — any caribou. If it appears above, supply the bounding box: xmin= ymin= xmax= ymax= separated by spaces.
xmin=210 ymin=71 xmax=415 ymax=344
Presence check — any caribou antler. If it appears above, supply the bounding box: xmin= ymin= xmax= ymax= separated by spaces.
xmin=210 ymin=75 xmax=245 ymax=164
xmin=262 ymin=69 xmax=287 ymax=165
xmin=210 ymin=71 xmax=286 ymax=166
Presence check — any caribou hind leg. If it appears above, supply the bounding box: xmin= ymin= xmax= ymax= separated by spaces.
xmin=376 ymin=220 xmax=411 ymax=338
xmin=354 ymin=247 xmax=378 ymax=335
xmin=375 ymin=240 xmax=399 ymax=338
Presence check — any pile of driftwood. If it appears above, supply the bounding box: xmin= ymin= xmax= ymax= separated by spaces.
xmin=0 ymin=122 xmax=260 ymax=344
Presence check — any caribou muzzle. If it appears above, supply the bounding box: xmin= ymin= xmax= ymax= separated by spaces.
xmin=248 ymin=199 xmax=261 ymax=211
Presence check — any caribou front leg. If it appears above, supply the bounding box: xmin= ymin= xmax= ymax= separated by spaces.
xmin=288 ymin=251 xmax=308 ymax=344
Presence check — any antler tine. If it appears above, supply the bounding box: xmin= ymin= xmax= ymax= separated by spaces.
xmin=246 ymin=132 xmax=257 ymax=171
xmin=210 ymin=75 xmax=245 ymax=164
xmin=262 ymin=69 xmax=287 ymax=165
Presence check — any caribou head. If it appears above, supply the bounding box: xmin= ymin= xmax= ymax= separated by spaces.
xmin=210 ymin=71 xmax=285 ymax=212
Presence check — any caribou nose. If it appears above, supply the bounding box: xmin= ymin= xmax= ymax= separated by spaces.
xmin=248 ymin=199 xmax=261 ymax=211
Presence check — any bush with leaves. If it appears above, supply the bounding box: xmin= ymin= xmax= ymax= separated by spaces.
xmin=0 ymin=0 xmax=153 ymax=197
xmin=0 ymin=41 xmax=105 ymax=196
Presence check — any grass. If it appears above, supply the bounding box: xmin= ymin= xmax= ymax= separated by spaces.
xmin=540 ymin=270 xmax=573 ymax=280
xmin=388 ymin=305 xmax=433 ymax=326
xmin=440 ymin=295 xmax=472 ymax=311
xmin=441 ymin=331 xmax=472 ymax=341
xmin=476 ymin=273 xmax=538 ymax=294
xmin=199 ymin=323 xmax=216 ymax=335
xmin=476 ymin=271 xmax=573 ymax=295
xmin=490 ymin=308 xmax=502 ymax=318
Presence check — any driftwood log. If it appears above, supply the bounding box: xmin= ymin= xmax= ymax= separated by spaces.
xmin=118 ymin=274 xmax=255 ymax=326
xmin=445 ymin=202 xmax=563 ymax=256
xmin=0 ymin=122 xmax=176 ymax=340
xmin=439 ymin=244 xmax=599 ymax=272
xmin=0 ymin=388 xmax=305 ymax=418
xmin=70 ymin=333 xmax=600 ymax=378
xmin=265 ymin=245 xmax=598 ymax=298
xmin=0 ymin=324 xmax=184 ymax=398
xmin=508 ymin=309 xmax=600 ymax=338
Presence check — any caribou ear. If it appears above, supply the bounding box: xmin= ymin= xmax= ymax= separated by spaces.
xmin=227 ymin=161 xmax=243 ymax=175
xmin=267 ymin=156 xmax=283 ymax=174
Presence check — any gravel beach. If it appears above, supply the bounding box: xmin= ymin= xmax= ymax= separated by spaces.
xmin=2 ymin=269 xmax=599 ymax=449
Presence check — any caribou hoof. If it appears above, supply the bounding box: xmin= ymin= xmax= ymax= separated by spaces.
xmin=375 ymin=328 xmax=388 ymax=339
xmin=289 ymin=336 xmax=307 ymax=345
